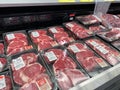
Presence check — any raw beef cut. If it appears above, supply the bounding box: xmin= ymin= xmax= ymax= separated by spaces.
xmin=0 ymin=58 xmax=7 ymax=72
xmin=0 ymin=43 xmax=4 ymax=54
xmin=5 ymin=32 xmax=27 ymax=44
xmin=65 ymin=22 xmax=90 ymax=39
xmin=44 ymin=49 xmax=64 ymax=63
xmin=56 ymin=71 xmax=73 ymax=90
xmin=85 ymin=38 xmax=120 ymax=65
xmin=97 ymin=28 xmax=120 ymax=42
xmin=11 ymin=53 xmax=38 ymax=71
xmin=76 ymin=15 xmax=100 ymax=25
xmin=49 ymin=26 xmax=74 ymax=45
xmin=48 ymin=26 xmax=65 ymax=34
xmin=0 ymin=76 xmax=12 ymax=90
xmin=63 ymin=69 xmax=88 ymax=86
xmin=53 ymin=57 xmax=77 ymax=73
xmin=13 ymin=63 xmax=45 ymax=85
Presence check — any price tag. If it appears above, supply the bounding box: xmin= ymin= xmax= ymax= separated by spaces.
xmin=69 ymin=45 xmax=80 ymax=53
xmin=95 ymin=58 xmax=108 ymax=68
xmin=89 ymin=41 xmax=99 ymax=47
xmin=96 ymin=46 xmax=109 ymax=54
xmin=45 ymin=51 xmax=57 ymax=61
xmin=12 ymin=57 xmax=25 ymax=70
xmin=50 ymin=28 xmax=58 ymax=33
xmin=32 ymin=31 xmax=39 ymax=37
xmin=7 ymin=34 xmax=15 ymax=40
xmin=36 ymin=78 xmax=51 ymax=90
xmin=80 ymin=0 xmax=94 ymax=2
xmin=59 ymin=0 xmax=75 ymax=2
xmin=66 ymin=23 xmax=74 ymax=28
xmin=0 ymin=62 xmax=3 ymax=71
xmin=0 ymin=75 xmax=6 ymax=89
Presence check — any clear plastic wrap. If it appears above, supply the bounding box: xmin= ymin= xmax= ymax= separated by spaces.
xmin=97 ymin=28 xmax=120 ymax=42
xmin=85 ymin=37 xmax=120 ymax=66
xmin=41 ymin=46 xmax=90 ymax=90
xmin=8 ymin=50 xmax=57 ymax=90
xmin=112 ymin=40 xmax=120 ymax=51
xmin=66 ymin=41 xmax=110 ymax=77
xmin=0 ymin=41 xmax=5 ymax=55
xmin=28 ymin=29 xmax=58 ymax=52
xmin=48 ymin=26 xmax=74 ymax=45
xmin=3 ymin=30 xmax=33 ymax=56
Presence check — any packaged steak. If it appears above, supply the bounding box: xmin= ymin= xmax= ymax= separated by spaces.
xmin=97 ymin=28 xmax=120 ymax=42
xmin=85 ymin=37 xmax=120 ymax=66
xmin=0 ymin=71 xmax=13 ymax=90
xmin=76 ymin=15 xmax=100 ymax=25
xmin=3 ymin=30 xmax=33 ymax=56
xmin=99 ymin=14 xmax=120 ymax=28
xmin=0 ymin=56 xmax=8 ymax=73
xmin=8 ymin=50 xmax=57 ymax=90
xmin=112 ymin=40 xmax=120 ymax=51
xmin=64 ymin=21 xmax=92 ymax=39
xmin=28 ymin=28 xmax=58 ymax=52
xmin=66 ymin=41 xmax=110 ymax=77
xmin=41 ymin=46 xmax=89 ymax=90
xmin=0 ymin=41 xmax=5 ymax=55
xmin=48 ymin=26 xmax=75 ymax=45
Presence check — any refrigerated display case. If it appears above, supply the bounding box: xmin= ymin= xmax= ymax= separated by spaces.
xmin=0 ymin=1 xmax=120 ymax=90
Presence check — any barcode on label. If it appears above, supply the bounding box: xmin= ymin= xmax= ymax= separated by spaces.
xmin=36 ymin=78 xmax=51 ymax=90
xmin=0 ymin=75 xmax=6 ymax=89
xmin=45 ymin=51 xmax=57 ymax=61
xmin=50 ymin=28 xmax=58 ymax=33
xmin=66 ymin=23 xmax=74 ymax=27
xmin=32 ymin=31 xmax=39 ymax=37
xmin=7 ymin=34 xmax=15 ymax=40
xmin=12 ymin=57 xmax=25 ymax=70
xmin=69 ymin=45 xmax=80 ymax=53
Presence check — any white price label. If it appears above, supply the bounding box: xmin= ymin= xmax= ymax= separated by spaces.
xmin=12 ymin=57 xmax=25 ymax=70
xmin=89 ymin=41 xmax=99 ymax=47
xmin=69 ymin=45 xmax=80 ymax=53
xmin=96 ymin=46 xmax=109 ymax=54
xmin=0 ymin=62 xmax=3 ymax=71
xmin=66 ymin=23 xmax=74 ymax=27
xmin=0 ymin=75 xmax=6 ymax=89
xmin=45 ymin=51 xmax=57 ymax=61
xmin=32 ymin=31 xmax=39 ymax=37
xmin=50 ymin=28 xmax=58 ymax=33
xmin=6 ymin=34 xmax=15 ymax=40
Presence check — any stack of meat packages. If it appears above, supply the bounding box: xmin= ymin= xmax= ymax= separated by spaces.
xmin=43 ymin=48 xmax=89 ymax=90
xmin=85 ymin=38 xmax=120 ymax=66
xmin=29 ymin=29 xmax=58 ymax=52
xmin=99 ymin=14 xmax=120 ymax=28
xmin=64 ymin=21 xmax=92 ymax=39
xmin=4 ymin=31 xmax=33 ymax=56
xmin=67 ymin=42 xmax=109 ymax=76
xmin=10 ymin=52 xmax=53 ymax=90
xmin=97 ymin=28 xmax=120 ymax=42
xmin=48 ymin=26 xmax=74 ymax=45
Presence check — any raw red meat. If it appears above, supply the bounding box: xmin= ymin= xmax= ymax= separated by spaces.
xmin=64 ymin=69 xmax=88 ymax=86
xmin=48 ymin=26 xmax=65 ymax=34
xmin=13 ymin=63 xmax=45 ymax=85
xmin=0 ymin=76 xmax=12 ymax=90
xmin=5 ymin=32 xmax=27 ymax=44
xmin=54 ymin=32 xmax=69 ymax=39
xmin=53 ymin=57 xmax=77 ymax=73
xmin=85 ymin=39 xmax=120 ymax=65
xmin=0 ymin=43 xmax=4 ymax=54
xmin=44 ymin=49 xmax=64 ymax=63
xmin=65 ymin=22 xmax=90 ymax=39
xmin=56 ymin=71 xmax=73 ymax=90
xmin=11 ymin=53 xmax=38 ymax=71
xmin=98 ymin=28 xmax=120 ymax=42
xmin=7 ymin=39 xmax=28 ymax=55
xmin=0 ymin=58 xmax=7 ymax=72
xmin=68 ymin=43 xmax=87 ymax=54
